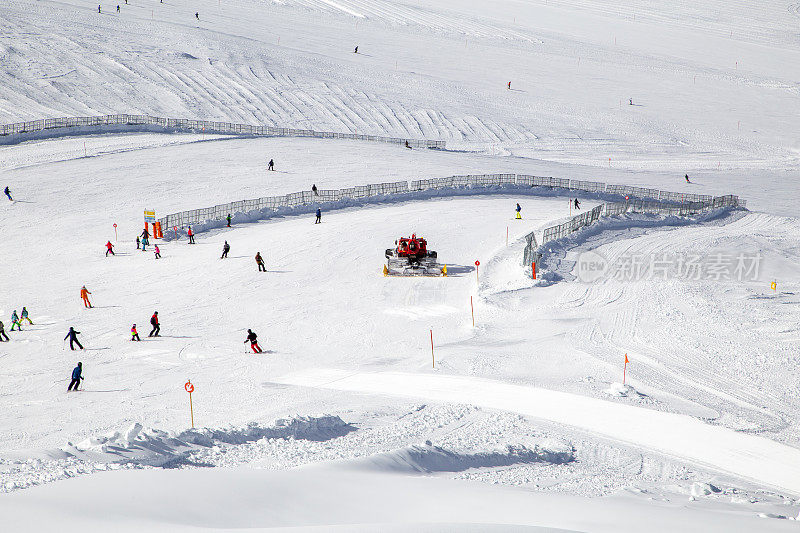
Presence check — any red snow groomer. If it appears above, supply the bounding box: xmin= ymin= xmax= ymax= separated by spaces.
xmin=384 ymin=234 xmax=445 ymax=276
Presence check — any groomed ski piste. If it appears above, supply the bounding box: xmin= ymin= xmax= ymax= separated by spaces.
xmin=2 ymin=0 xmax=800 ymax=531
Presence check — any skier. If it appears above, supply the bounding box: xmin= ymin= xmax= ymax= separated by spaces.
xmin=315 ymin=208 xmax=321 ymax=224
xmin=685 ymin=173 xmax=691 ymax=183
xmin=154 ymin=244 xmax=161 ymax=259
xmin=0 ymin=321 xmax=8 ymax=342
xmin=221 ymin=241 xmax=230 ymax=259
xmin=149 ymin=312 xmax=160 ymax=337
xmin=64 ymin=327 xmax=83 ymax=350
xmin=629 ymin=98 xmax=633 ymax=105
xmin=68 ymin=362 xmax=83 ymax=391
xmin=80 ymin=285 xmax=92 ymax=308
xmin=195 ymin=12 xmax=199 ymax=20
xmin=268 ymin=159 xmax=275 ymax=171
xmin=354 ymin=46 xmax=358 ymax=54
xmin=116 ymin=5 xmax=120 ymax=12
xmin=507 ymin=81 xmax=511 ymax=90
xmin=188 ymin=226 xmax=195 ymax=244
xmin=105 ymin=240 xmax=115 ymax=256
xmin=312 ymin=184 xmax=318 ymax=195
xmin=9 ymin=310 xmax=22 ymax=331
xmin=20 ymin=307 xmax=33 ymax=325
xmin=3 ymin=186 xmax=11 ymax=201
xmin=515 ymin=203 xmax=522 ymax=220
xmin=256 ymin=252 xmax=266 ymax=272
xmin=131 ymin=324 xmax=140 ymax=341
xmin=226 ymin=214 xmax=232 ymax=228
xmin=244 ymin=329 xmax=263 ymax=353
xmin=141 ymin=228 xmax=150 ymax=251
xmin=98 ymin=5 xmax=101 ymax=13
xmin=136 ymin=235 xmax=140 ymax=249
xmin=574 ymin=198 xmax=581 ymax=210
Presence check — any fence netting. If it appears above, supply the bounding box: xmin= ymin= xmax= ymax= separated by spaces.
xmin=0 ymin=114 xmax=446 ymax=149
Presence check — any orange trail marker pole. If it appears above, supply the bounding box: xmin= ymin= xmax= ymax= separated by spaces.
xmin=623 ymin=354 xmax=629 ymax=385
xmin=185 ymin=380 xmax=195 ymax=428
xmin=430 ymin=330 xmax=435 ymax=368
xmin=470 ymin=296 xmax=475 ymax=327
xmin=532 ymin=262 xmax=536 ymax=280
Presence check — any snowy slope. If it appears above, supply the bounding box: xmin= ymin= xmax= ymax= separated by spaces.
xmin=2 ymin=0 xmax=800 ymax=529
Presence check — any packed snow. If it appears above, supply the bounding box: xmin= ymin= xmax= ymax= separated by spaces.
xmin=2 ymin=0 xmax=800 ymax=530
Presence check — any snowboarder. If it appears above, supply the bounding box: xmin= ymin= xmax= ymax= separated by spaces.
xmin=4 ymin=186 xmax=11 ymax=201
xmin=9 ymin=310 xmax=22 ymax=331
xmin=405 ymin=140 xmax=411 ymax=149
xmin=68 ymin=362 xmax=83 ymax=391
xmin=131 ymin=324 xmax=140 ymax=341
xmin=507 ymin=81 xmax=511 ymax=90
xmin=0 ymin=321 xmax=8 ymax=342
xmin=256 ymin=252 xmax=266 ymax=272
xmin=136 ymin=236 xmax=140 ymax=249
xmin=226 ymin=214 xmax=232 ymax=228
xmin=149 ymin=312 xmax=160 ymax=337
xmin=20 ymin=307 xmax=32 ymax=325
xmin=685 ymin=173 xmax=691 ymax=183
xmin=80 ymin=285 xmax=92 ymax=308
xmin=574 ymin=198 xmax=581 ymax=210
xmin=315 ymin=208 xmax=321 ymax=224
xmin=312 ymin=184 xmax=318 ymax=195
xmin=354 ymin=46 xmax=358 ymax=54
xmin=141 ymin=228 xmax=150 ymax=251
xmin=268 ymin=159 xmax=275 ymax=171
xmin=188 ymin=226 xmax=195 ymax=244
xmin=244 ymin=329 xmax=263 ymax=353
xmin=221 ymin=241 xmax=230 ymax=259
xmin=154 ymin=244 xmax=161 ymax=259
xmin=105 ymin=240 xmax=115 ymax=256
xmin=65 ymin=327 xmax=83 ymax=350
xmin=515 ymin=203 xmax=522 ymax=220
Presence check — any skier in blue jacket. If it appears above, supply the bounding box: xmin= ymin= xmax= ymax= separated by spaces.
xmin=315 ymin=208 xmax=321 ymax=224
xmin=68 ymin=362 xmax=83 ymax=391
xmin=10 ymin=310 xmax=22 ymax=331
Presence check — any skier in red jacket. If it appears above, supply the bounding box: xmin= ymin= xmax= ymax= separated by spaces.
xmin=105 ymin=241 xmax=115 ymax=256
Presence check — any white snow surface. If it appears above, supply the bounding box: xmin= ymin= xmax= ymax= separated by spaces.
xmin=2 ymin=0 xmax=800 ymax=530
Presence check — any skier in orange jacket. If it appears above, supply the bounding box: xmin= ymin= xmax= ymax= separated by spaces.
xmin=80 ymin=286 xmax=92 ymax=308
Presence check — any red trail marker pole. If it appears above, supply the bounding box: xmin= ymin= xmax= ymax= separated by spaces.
xmin=623 ymin=354 xmax=629 ymax=385
xmin=113 ymin=223 xmax=117 ymax=241
xmin=184 ymin=380 xmax=195 ymax=428
xmin=430 ymin=330 xmax=435 ymax=368
xmin=474 ymin=260 xmax=480 ymax=283
xmin=470 ymin=296 xmax=475 ymax=327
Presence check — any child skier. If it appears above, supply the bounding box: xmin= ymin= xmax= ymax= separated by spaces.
xmin=105 ymin=241 xmax=115 ymax=256
xmin=188 ymin=226 xmax=195 ymax=244
xmin=68 ymin=362 xmax=83 ymax=391
xmin=244 ymin=329 xmax=263 ymax=353
xmin=9 ymin=310 xmax=22 ymax=331
xmin=515 ymin=203 xmax=522 ymax=219
xmin=154 ymin=244 xmax=161 ymax=259
xmin=0 ymin=321 xmax=8 ymax=341
xmin=20 ymin=307 xmax=32 ymax=325
xmin=226 ymin=214 xmax=232 ymax=228
xmin=131 ymin=324 xmax=140 ymax=341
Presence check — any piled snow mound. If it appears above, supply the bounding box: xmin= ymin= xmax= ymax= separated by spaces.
xmin=59 ymin=415 xmax=355 ymax=467
xmin=351 ymin=441 xmax=574 ymax=474
xmin=691 ymin=482 xmax=722 ymax=497
xmin=603 ymin=382 xmax=645 ymax=398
